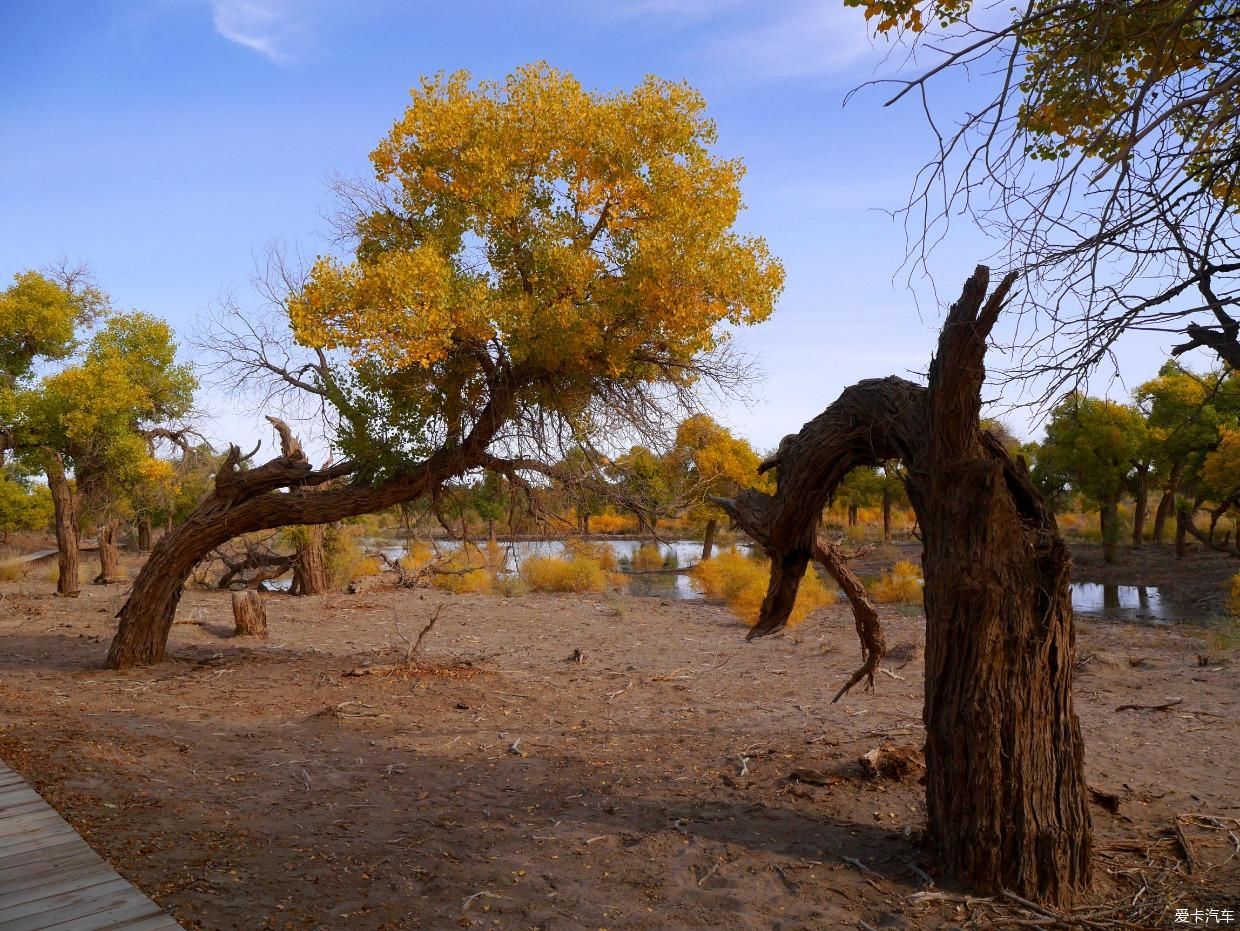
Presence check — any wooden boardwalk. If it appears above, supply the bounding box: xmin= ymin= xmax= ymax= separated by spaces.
xmin=0 ymin=763 xmax=182 ymax=930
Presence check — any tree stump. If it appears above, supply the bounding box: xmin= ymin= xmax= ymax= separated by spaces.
xmin=231 ymin=591 xmax=268 ymax=638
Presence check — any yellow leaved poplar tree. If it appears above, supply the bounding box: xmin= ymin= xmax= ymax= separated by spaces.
xmin=108 ymin=64 xmax=784 ymax=668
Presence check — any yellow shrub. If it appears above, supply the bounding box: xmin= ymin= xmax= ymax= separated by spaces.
xmin=691 ymin=549 xmax=762 ymax=602
xmin=590 ymin=512 xmax=637 ymax=534
xmin=1229 ymin=574 xmax=1240 ymax=617
xmin=400 ymin=541 xmax=434 ymax=572
xmin=871 ymin=560 xmax=922 ymax=604
xmin=632 ymin=543 xmax=665 ymax=571
xmin=563 ymin=540 xmax=618 ymax=571
xmin=521 ymin=555 xmax=609 ymax=593
xmin=430 ymin=546 xmax=493 ymax=594
xmin=692 ymin=550 xmax=835 ymax=628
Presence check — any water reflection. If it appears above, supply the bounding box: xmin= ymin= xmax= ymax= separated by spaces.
xmin=367 ymin=538 xmax=711 ymax=600
xmin=1069 ymin=583 xmax=1170 ymax=623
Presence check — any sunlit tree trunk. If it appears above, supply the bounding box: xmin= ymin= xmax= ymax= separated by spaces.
xmin=45 ymin=455 xmax=79 ymax=597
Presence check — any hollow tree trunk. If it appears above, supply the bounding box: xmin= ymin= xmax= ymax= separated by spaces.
xmin=108 ymin=405 xmax=513 ymax=669
xmin=45 ymin=455 xmax=80 ymax=597
xmin=94 ymin=522 xmax=122 ymax=584
xmin=292 ymin=525 xmax=328 ymax=595
xmin=715 ymin=267 xmax=1090 ymax=905
xmin=1131 ymin=466 xmax=1148 ymax=548
xmin=701 ymin=518 xmax=718 ymax=560
xmin=1152 ymin=462 xmax=1183 ymax=545
xmin=137 ymin=517 xmax=152 ymax=553
xmin=1100 ymin=496 xmax=1120 ymax=564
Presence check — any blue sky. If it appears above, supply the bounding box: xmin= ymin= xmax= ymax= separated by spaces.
xmin=0 ymin=0 xmax=1180 ymax=454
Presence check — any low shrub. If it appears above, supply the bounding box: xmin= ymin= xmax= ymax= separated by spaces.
xmin=521 ymin=555 xmax=609 ymax=593
xmin=871 ymin=560 xmax=922 ymax=604
xmin=632 ymin=543 xmax=665 ymax=571
xmin=1229 ymin=573 xmax=1240 ymax=617
xmin=692 ymin=549 xmax=836 ymax=628
xmin=0 ymin=561 xmax=27 ymax=582
xmin=430 ymin=546 xmax=493 ymax=594
xmin=564 ymin=540 xmax=619 ymax=571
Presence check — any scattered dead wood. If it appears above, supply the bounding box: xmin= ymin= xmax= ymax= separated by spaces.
xmin=1115 ymin=698 xmax=1182 ymax=712
xmin=1173 ymin=818 xmax=1200 ymax=874
xmin=859 ymin=744 xmax=924 ymax=781
xmin=1088 ymin=787 xmax=1122 ymax=814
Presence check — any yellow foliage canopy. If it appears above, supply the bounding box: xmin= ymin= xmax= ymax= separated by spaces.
xmin=287 ymin=64 xmax=783 ymax=457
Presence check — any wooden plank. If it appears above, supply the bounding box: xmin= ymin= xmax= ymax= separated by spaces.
xmin=0 ymin=872 xmax=123 ymax=912
xmin=0 ymin=851 xmax=109 ymax=891
xmin=0 ymin=884 xmax=159 ymax=930
xmin=0 ymin=762 xmax=181 ymax=931
xmin=0 ymin=839 xmax=99 ymax=876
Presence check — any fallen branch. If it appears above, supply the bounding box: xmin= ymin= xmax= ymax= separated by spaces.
xmin=1115 ymin=698 xmax=1182 ymax=712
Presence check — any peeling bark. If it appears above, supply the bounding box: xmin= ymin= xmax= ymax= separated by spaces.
xmin=715 ymin=266 xmax=1090 ymax=905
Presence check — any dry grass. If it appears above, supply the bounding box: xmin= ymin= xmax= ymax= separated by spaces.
xmin=520 ymin=555 xmax=610 ymax=593
xmin=871 ymin=560 xmax=923 ymax=604
xmin=692 ymin=549 xmax=835 ymax=628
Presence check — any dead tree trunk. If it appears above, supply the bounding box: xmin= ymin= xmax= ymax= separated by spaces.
xmin=714 ymin=267 xmax=1090 ymax=905
xmin=94 ymin=522 xmax=123 ymax=584
xmin=231 ymin=591 xmax=267 ymax=637
xmin=291 ymin=525 xmax=329 ymax=595
xmin=45 ymin=454 xmax=80 ymax=597
xmin=701 ymin=518 xmax=718 ymax=560
xmin=137 ymin=517 xmax=153 ymax=553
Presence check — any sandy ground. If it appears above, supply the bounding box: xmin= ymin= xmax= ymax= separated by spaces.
xmin=0 ymin=549 xmax=1237 ymax=930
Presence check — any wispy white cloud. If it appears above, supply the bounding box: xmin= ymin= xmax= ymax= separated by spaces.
xmin=209 ymin=0 xmax=297 ymax=62
xmin=706 ymin=2 xmax=877 ymax=80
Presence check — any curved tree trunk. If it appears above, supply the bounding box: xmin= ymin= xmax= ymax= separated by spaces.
xmin=1152 ymin=462 xmax=1183 ymax=544
xmin=701 ymin=517 xmax=718 ymax=560
xmin=107 ymin=399 xmax=514 ymax=669
xmin=292 ymin=525 xmax=328 ymax=595
xmin=715 ymin=267 xmax=1090 ymax=905
xmin=45 ymin=455 xmax=80 ymax=597
xmin=94 ymin=522 xmax=122 ymax=584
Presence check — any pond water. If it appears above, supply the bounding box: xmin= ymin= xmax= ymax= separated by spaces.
xmin=365 ymin=538 xmax=713 ymax=600
xmin=1068 ymin=583 xmax=1174 ymax=624
xmin=270 ymin=539 xmax=1195 ymax=625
